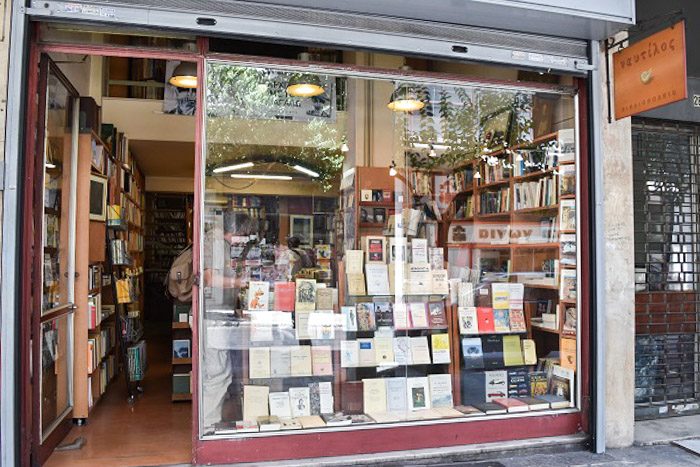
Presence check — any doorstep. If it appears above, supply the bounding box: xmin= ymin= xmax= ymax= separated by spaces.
xmin=210 ymin=433 xmax=588 ymax=467
xmin=635 ymin=414 xmax=700 ymax=446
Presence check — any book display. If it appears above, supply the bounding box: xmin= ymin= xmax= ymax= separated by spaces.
xmin=201 ymin=66 xmax=580 ymax=437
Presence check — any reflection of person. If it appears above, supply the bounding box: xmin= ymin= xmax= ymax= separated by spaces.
xmin=202 ymin=210 xmax=258 ymax=429
xmin=287 ymin=236 xmax=312 ymax=278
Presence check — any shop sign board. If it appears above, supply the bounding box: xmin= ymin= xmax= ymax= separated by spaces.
xmin=613 ymin=21 xmax=687 ymax=120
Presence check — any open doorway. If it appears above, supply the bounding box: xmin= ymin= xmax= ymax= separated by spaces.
xmin=34 ymin=49 xmax=197 ymax=467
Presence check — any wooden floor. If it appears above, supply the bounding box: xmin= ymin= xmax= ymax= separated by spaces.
xmin=45 ymin=328 xmax=192 ymax=467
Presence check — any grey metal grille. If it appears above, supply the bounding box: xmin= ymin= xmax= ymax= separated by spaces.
xmin=633 ymin=118 xmax=700 ymax=420
xmin=41 ymin=0 xmax=589 ymax=59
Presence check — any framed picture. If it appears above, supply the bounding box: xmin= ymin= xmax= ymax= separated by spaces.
xmin=173 ymin=339 xmax=191 ymax=359
xmin=91 ymin=139 xmax=105 ymax=174
xmin=290 ymin=215 xmax=313 ymax=247
xmin=89 ymin=174 xmax=108 ymax=221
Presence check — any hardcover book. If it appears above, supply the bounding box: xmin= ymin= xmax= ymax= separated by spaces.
xmin=295 ymin=278 xmax=317 ymax=312
xmin=491 ymin=397 xmax=529 ymax=413
xmin=430 ymin=333 xmax=451 ymax=364
xmin=274 ymin=282 xmax=295 ymax=312
xmin=428 ymin=373 xmax=453 ymax=408
xmin=247 ymin=281 xmax=270 ymax=311
xmin=473 ymin=402 xmax=507 ymax=415
xmin=341 ymin=381 xmax=364 ymax=414
xmin=476 ymin=307 xmax=496 ymax=333
xmin=536 ymin=393 xmax=571 ymax=409
xmin=408 ymin=302 xmax=428 ymax=328
xmin=427 ymin=301 xmax=447 ymax=328
xmin=458 ymin=306 xmax=479 ymax=334
xmin=507 ymin=368 xmax=529 ymax=397
xmin=559 ymin=199 xmax=576 ymax=231
xmin=356 ymin=302 xmax=376 ymax=331
xmin=407 ymin=377 xmax=431 ymax=411
xmin=289 ymin=387 xmax=312 ymax=417
xmin=515 ymin=396 xmax=550 ymax=411
xmin=462 ymin=337 xmax=484 ymax=370
xmin=374 ymin=301 xmax=394 ymax=328
xmin=363 ymin=378 xmax=387 ymax=414
xmin=492 ymin=309 xmax=511 ymax=333
xmin=297 ymin=415 xmax=325 ymax=428
xmin=454 ymin=405 xmax=484 ymax=417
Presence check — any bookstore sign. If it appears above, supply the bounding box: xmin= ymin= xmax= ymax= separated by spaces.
xmin=613 ymin=21 xmax=687 ymax=120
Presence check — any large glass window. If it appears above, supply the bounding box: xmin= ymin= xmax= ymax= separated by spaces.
xmin=200 ymin=62 xmax=580 ymax=436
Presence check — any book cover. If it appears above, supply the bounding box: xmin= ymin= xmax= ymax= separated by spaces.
xmin=560 ymin=233 xmax=576 ymax=266
xmin=427 ymin=301 xmax=447 ymax=328
xmin=289 ymin=387 xmax=312 ymax=417
xmin=356 ymin=302 xmax=376 ymax=331
xmin=341 ymin=306 xmax=358 ymax=332
xmin=340 ymin=381 xmax=364 ymax=414
xmin=482 ymin=335 xmax=505 ymax=368
xmin=365 ymin=236 xmax=386 ymax=263
xmin=321 ymin=413 xmax=353 ymax=426
xmin=385 ymin=377 xmax=408 ymax=413
xmin=523 ymin=339 xmax=537 ymax=365
xmin=297 ymin=415 xmax=325 ymax=428
xmin=472 ymin=402 xmax=506 ymax=415
xmin=408 ymin=263 xmax=432 ymax=294
xmin=502 ymin=335 xmax=525 ymax=366
xmin=560 ymin=269 xmax=577 ymax=301
xmin=290 ymin=345 xmax=312 ymax=377
xmin=548 ymin=364 xmax=574 ymax=406
xmin=319 ymin=381 xmax=334 ymax=414
xmin=311 ymin=345 xmax=333 ymax=376
xmin=365 ymin=264 xmax=390 ymax=295
xmin=484 ymin=369 xmax=508 ymax=402
xmin=274 ymin=282 xmax=295 ymax=312
xmin=406 ymin=377 xmax=431 ymax=411
xmin=430 ymin=333 xmax=451 ymax=364
xmin=374 ymin=336 xmax=395 ymax=365
xmin=454 ymin=405 xmax=484 ymax=417
xmin=347 ymin=273 xmax=367 ymax=296
xmin=295 ymin=278 xmax=317 ymax=312
xmin=559 ymin=199 xmax=576 ymax=231
xmin=559 ymin=163 xmax=575 ymax=196
xmin=508 ymin=309 xmax=527 ymax=333
xmin=458 ymin=306 xmax=479 ymax=334
xmin=294 ymin=309 xmax=312 ymax=340
xmin=268 ymin=392 xmax=292 ymax=418
xmin=536 ymin=393 xmax=571 ymax=409
xmin=358 ymin=338 xmax=376 ymax=367
xmin=374 ymin=301 xmax=394 ymax=328
xmin=461 ymin=371 xmax=486 ymax=406
xmin=491 ymin=397 xmax=529 ymax=413
xmin=340 ymin=340 xmax=359 ymax=368
xmin=346 ymin=249 xmax=365 ymax=274
xmin=248 ymin=346 xmax=271 ymax=379
xmin=507 ymin=367 xmax=529 ymax=397
xmin=429 ymin=247 xmax=444 ymax=270
xmin=247 ymin=281 xmax=270 ymax=311
xmin=428 ymin=373 xmax=453 ymax=408
xmin=411 ymin=238 xmax=428 ymax=263
xmin=529 ymin=371 xmax=548 ymax=396
xmin=393 ymin=302 xmax=409 ymax=329
xmin=315 ymin=288 xmax=334 ymax=310
xmin=309 ymin=382 xmax=321 ymax=415
xmin=491 ymin=283 xmax=510 ymax=309
xmin=492 ymin=309 xmax=511 ymax=333
xmin=476 ymin=307 xmax=496 ymax=333
xmin=243 ymin=385 xmax=270 ymax=421
xmin=458 ymin=282 xmax=474 ymax=307
xmin=430 ymin=269 xmax=450 ymax=295
xmin=408 ymin=302 xmax=428 ymax=328
xmin=410 ymin=336 xmax=431 ymax=364
xmin=363 ymin=378 xmax=387 ymax=413
xmin=515 ymin=396 xmax=550 ymax=411
xmin=560 ymin=337 xmax=577 ymax=370
xmin=462 ymin=337 xmax=484 ymax=370
xmin=389 ymin=237 xmax=408 ymax=263
xmin=393 ymin=336 xmax=412 ymax=365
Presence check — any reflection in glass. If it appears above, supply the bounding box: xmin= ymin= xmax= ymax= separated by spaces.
xmin=201 ymin=62 xmax=579 ymax=436
xmin=41 ymin=314 xmax=72 ymax=438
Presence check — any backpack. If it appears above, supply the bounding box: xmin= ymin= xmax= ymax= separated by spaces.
xmin=166 ymin=245 xmax=194 ymax=302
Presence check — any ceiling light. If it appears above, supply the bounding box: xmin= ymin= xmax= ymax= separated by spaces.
xmin=389 ymin=161 xmax=397 ymax=177
xmin=231 ymin=174 xmax=293 ymax=181
xmin=340 ymin=142 xmax=349 ymax=153
xmin=286 ymin=74 xmax=325 ymax=97
xmin=412 ymin=143 xmax=449 ymax=151
xmin=474 ymin=171 xmax=482 ymax=179
xmin=45 ymin=162 xmax=57 ymax=169
xmin=387 ymin=85 xmax=425 ymax=112
xmin=169 ymin=61 xmax=197 ymax=89
xmin=293 ymin=165 xmax=320 ymax=178
xmin=213 ymin=162 xmax=254 ymax=174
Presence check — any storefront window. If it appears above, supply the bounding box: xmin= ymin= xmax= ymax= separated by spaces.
xmin=201 ymin=61 xmax=579 ymax=436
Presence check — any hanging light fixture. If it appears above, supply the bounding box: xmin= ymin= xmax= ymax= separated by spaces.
xmin=389 ymin=161 xmax=398 ymax=177
xmin=286 ymin=73 xmax=325 ymax=97
xmin=213 ymin=162 xmax=254 ymax=174
xmin=169 ymin=61 xmax=197 ymax=89
xmin=387 ymin=85 xmax=425 ymax=112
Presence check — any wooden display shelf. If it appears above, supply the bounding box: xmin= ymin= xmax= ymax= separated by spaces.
xmin=523 ymin=283 xmax=559 ymax=290
xmin=172 ymin=322 xmax=191 ymax=329
xmin=512 ymin=168 xmax=556 ymax=182
xmin=476 ymin=179 xmax=510 ymax=190
xmin=512 ymin=205 xmax=558 ymax=215
xmin=358 ymin=201 xmax=396 ymax=207
xmin=476 ymin=211 xmax=511 ymax=219
xmin=454 ymin=132 xmax=560 ymax=170
xmin=172 ymin=393 xmax=192 ymax=402
xmin=359 ymin=223 xmax=385 ymax=229
xmin=560 ymin=194 xmax=576 ymax=200
xmin=531 ymin=323 xmax=561 ymax=335
xmin=172 ymin=357 xmax=192 ymax=365
xmin=450 ymin=217 xmax=474 ymax=223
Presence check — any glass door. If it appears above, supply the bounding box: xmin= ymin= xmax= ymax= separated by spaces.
xmin=33 ymin=56 xmax=79 ymax=457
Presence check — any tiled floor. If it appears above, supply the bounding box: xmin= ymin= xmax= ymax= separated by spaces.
xmin=45 ymin=328 xmax=192 ymax=467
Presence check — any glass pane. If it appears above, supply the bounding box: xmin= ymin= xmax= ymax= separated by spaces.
xmin=41 ymin=313 xmax=72 ymax=438
xmin=42 ymin=68 xmax=75 ymax=313
xmin=201 ymin=62 xmax=579 ymax=436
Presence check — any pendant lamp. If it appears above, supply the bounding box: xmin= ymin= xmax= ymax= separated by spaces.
xmin=169 ymin=61 xmax=198 ymax=89
xmin=286 ymin=73 xmax=325 ymax=97
xmin=387 ymin=85 xmax=425 ymax=112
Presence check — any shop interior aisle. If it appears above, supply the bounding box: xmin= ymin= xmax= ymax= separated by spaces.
xmin=44 ymin=326 xmax=192 ymax=467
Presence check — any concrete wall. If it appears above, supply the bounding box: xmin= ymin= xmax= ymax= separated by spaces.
xmin=597 ymin=38 xmax=636 ymax=448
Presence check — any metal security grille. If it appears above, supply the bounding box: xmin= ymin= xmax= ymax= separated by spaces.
xmin=633 ymin=118 xmax=700 ymax=420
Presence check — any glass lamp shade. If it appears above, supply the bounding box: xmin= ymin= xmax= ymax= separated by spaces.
xmin=169 ymin=61 xmax=198 ymax=89
xmin=286 ymin=74 xmax=325 ymax=97
xmin=387 ymin=86 xmax=425 ymax=112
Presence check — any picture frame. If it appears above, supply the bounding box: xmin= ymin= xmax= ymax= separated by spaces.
xmin=173 ymin=339 xmax=191 ymax=359
xmin=88 ymin=174 xmax=108 ymax=221
xmin=290 ymin=215 xmax=313 ymax=247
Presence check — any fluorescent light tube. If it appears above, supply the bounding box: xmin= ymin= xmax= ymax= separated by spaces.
xmin=292 ymin=164 xmax=320 ymax=178
xmin=230 ymin=174 xmax=293 ymax=181
xmin=213 ymin=162 xmax=254 ymax=173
